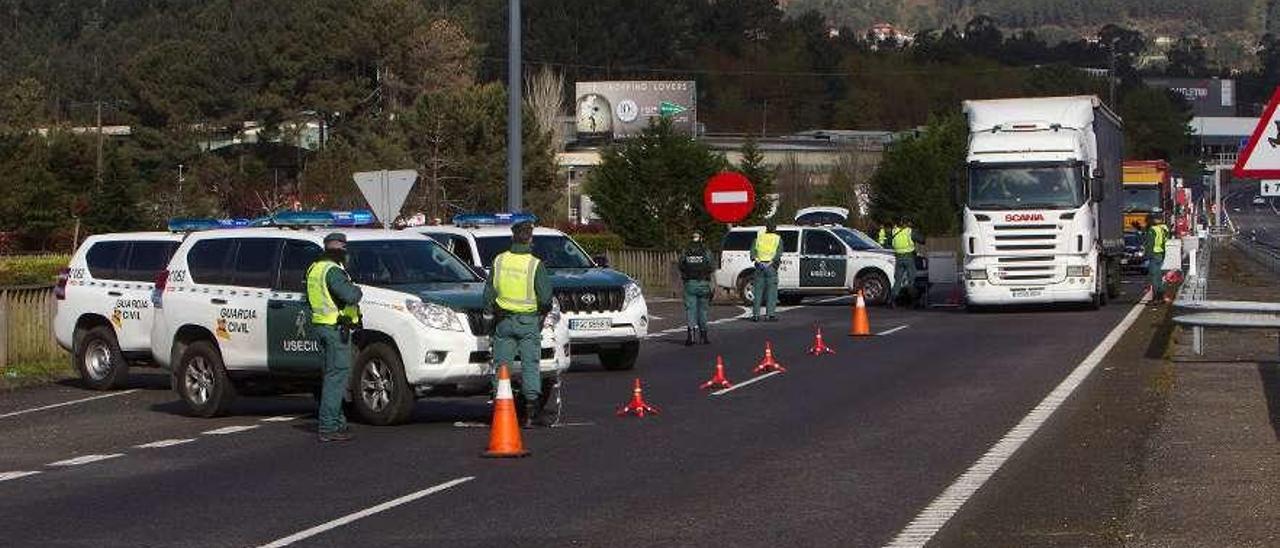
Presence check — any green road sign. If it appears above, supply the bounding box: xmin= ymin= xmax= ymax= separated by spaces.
xmin=659 ymin=101 xmax=688 ymax=117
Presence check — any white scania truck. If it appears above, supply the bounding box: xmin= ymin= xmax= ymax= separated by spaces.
xmin=961 ymin=96 xmax=1124 ymax=308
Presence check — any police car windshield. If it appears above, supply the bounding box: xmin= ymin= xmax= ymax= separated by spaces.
xmin=346 ymin=240 xmax=479 ymax=286
xmin=831 ymin=227 xmax=881 ymax=250
xmin=475 ymin=235 xmax=595 ymax=269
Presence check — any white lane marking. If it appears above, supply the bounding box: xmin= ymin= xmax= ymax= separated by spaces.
xmin=649 ymin=314 xmax=664 ymax=321
xmin=260 ymin=415 xmax=301 ymax=422
xmin=135 ymin=438 xmax=196 ymax=449
xmin=710 ymin=370 xmax=783 ymax=396
xmin=0 ymin=471 xmax=41 ymax=482
xmin=884 ymin=296 xmax=1149 ymax=548
xmin=710 ymin=190 xmax=749 ymax=204
xmin=257 ymin=476 xmax=475 ymax=548
xmin=202 ymin=425 xmax=260 ymax=435
xmin=877 ymin=325 xmax=910 ymax=336
xmin=47 ymin=453 xmax=125 ymax=467
xmin=0 ymin=389 xmax=141 ymax=420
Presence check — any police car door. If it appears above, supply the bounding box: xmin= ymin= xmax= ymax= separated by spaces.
xmin=267 ymin=239 xmax=324 ymax=377
xmin=217 ymin=238 xmax=280 ymax=370
xmin=800 ymin=229 xmax=848 ymax=288
xmin=776 ymin=229 xmax=801 ymax=289
xmin=114 ymin=241 xmax=179 ymax=350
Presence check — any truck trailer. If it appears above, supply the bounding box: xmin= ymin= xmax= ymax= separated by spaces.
xmin=1121 ymin=160 xmax=1171 ymax=232
xmin=960 ymin=96 xmax=1124 ymax=308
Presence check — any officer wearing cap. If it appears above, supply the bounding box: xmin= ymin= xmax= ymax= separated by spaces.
xmin=678 ymin=230 xmax=714 ymax=345
xmin=306 ymin=233 xmax=363 ymax=442
xmin=484 ymin=220 xmax=553 ymax=428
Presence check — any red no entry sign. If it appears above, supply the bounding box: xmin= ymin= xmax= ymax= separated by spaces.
xmin=703 ymin=171 xmax=755 ymax=223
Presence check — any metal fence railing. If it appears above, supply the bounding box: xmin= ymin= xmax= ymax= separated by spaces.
xmin=1173 ymin=236 xmax=1280 ymax=357
xmin=0 ymin=285 xmax=61 ymax=369
xmin=607 ymin=249 xmax=680 ymax=297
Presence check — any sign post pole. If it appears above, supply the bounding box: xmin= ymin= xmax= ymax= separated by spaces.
xmin=507 ymin=0 xmax=522 ymax=213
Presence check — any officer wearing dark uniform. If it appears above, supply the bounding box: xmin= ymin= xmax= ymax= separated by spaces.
xmin=306 ymin=233 xmax=362 ymax=442
xmin=679 ymin=231 xmax=714 ymax=346
xmin=484 ymin=220 xmax=553 ymax=428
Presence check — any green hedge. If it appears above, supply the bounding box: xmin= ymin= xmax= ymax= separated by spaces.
xmin=0 ymin=255 xmax=69 ymax=287
xmin=572 ymin=233 xmax=625 ymax=256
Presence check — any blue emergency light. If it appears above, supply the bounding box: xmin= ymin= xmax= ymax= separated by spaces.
xmin=452 ymin=212 xmax=538 ymax=227
xmin=167 ymin=218 xmax=252 ymax=232
xmin=256 ymin=210 xmax=377 ymax=227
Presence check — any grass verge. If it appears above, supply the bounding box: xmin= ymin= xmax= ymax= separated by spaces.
xmin=0 ymin=359 xmax=73 ymax=390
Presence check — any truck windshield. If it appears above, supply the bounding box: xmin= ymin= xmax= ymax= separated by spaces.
xmin=1123 ymin=187 xmax=1161 ymax=212
xmin=476 ymin=235 xmax=595 ymax=269
xmin=346 ymin=240 xmax=479 ymax=286
xmin=968 ymin=165 xmax=1085 ymax=210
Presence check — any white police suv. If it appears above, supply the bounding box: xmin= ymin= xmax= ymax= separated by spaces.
xmin=150 ymin=212 xmax=570 ymax=424
xmin=714 ymin=224 xmax=897 ymax=305
xmin=54 ymin=232 xmax=183 ymax=389
xmin=418 ymin=214 xmax=648 ymax=371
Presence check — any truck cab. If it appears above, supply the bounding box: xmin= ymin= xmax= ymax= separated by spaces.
xmin=961 ymin=96 xmax=1123 ymax=308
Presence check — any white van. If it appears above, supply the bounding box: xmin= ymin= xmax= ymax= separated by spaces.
xmin=151 ymin=222 xmax=570 ymax=425
xmin=54 ymin=233 xmax=183 ymax=389
xmin=714 ymin=225 xmax=896 ymax=305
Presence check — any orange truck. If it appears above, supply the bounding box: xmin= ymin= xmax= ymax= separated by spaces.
xmin=1122 ymin=160 xmax=1171 ymax=232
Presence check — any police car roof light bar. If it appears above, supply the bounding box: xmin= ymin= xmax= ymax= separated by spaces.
xmin=167 ymin=218 xmax=252 ymax=232
xmin=254 ymin=210 xmax=378 ymax=228
xmin=452 ymin=212 xmax=538 ymax=227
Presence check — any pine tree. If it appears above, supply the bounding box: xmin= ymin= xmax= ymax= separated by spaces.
xmin=737 ymin=138 xmax=776 ymax=224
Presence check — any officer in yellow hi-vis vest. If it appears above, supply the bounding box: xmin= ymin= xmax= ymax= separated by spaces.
xmin=751 ymin=221 xmax=782 ymax=322
xmin=890 ymin=217 xmax=925 ymax=308
xmin=1146 ymin=209 xmax=1170 ymax=304
xmin=484 ymin=220 xmax=553 ymax=428
xmin=306 ymin=233 xmax=363 ymax=442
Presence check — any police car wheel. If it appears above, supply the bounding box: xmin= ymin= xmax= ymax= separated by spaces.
xmin=736 ymin=274 xmax=755 ymax=306
xmin=75 ymin=326 xmax=128 ymax=391
xmin=599 ymin=341 xmax=639 ymax=371
xmin=856 ymin=272 xmax=891 ymax=305
xmin=176 ymin=341 xmax=235 ymax=418
xmin=351 ymin=343 xmax=414 ymax=426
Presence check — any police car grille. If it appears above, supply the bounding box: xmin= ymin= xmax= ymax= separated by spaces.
xmin=465 ymin=311 xmax=491 ymax=336
xmin=555 ymin=287 xmax=624 ymax=313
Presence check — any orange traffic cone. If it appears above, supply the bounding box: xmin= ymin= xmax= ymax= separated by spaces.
xmin=483 ymin=365 xmax=530 ymax=458
xmin=808 ymin=324 xmax=836 ymax=355
xmin=617 ymin=378 xmax=660 ymax=417
xmin=753 ymin=341 xmax=786 ymax=374
xmin=849 ymin=290 xmax=871 ymax=337
xmin=700 ymin=356 xmax=734 ymax=391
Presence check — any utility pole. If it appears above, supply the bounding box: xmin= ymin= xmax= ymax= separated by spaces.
xmin=94 ymin=54 xmax=104 ymax=190
xmin=175 ymin=164 xmax=185 ymax=217
xmin=507 ymin=0 xmax=523 ymax=213
xmin=1108 ymin=45 xmax=1117 ymax=109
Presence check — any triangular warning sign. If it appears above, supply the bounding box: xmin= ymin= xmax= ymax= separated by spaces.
xmin=1234 ymin=87 xmax=1280 ymax=178
xmin=353 ymin=169 xmax=418 ymax=228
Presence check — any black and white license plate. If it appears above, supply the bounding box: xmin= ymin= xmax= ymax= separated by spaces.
xmin=569 ymin=318 xmax=612 ymax=331
xmin=1010 ymin=287 xmax=1044 ymax=298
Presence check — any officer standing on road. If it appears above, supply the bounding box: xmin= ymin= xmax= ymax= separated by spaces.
xmin=307 ymin=233 xmax=363 ymax=443
xmin=889 ymin=218 xmax=925 ymax=308
xmin=1146 ymin=209 xmax=1170 ymax=305
xmin=679 ymin=231 xmax=714 ymax=345
xmin=485 ymin=220 xmax=553 ymax=428
xmin=751 ymin=221 xmax=782 ymax=322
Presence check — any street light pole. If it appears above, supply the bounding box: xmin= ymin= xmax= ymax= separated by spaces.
xmin=507 ymin=0 xmax=523 ymax=213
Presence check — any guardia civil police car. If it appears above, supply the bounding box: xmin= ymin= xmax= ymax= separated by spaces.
xmin=54 ymin=232 xmax=183 ymax=389
xmin=150 ymin=212 xmax=570 ymax=425
xmin=714 ymin=224 xmax=897 ymax=305
xmin=419 ymin=214 xmax=648 ymax=371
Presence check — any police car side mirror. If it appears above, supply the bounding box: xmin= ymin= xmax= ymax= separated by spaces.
xmin=593 ymin=254 xmax=610 ymax=268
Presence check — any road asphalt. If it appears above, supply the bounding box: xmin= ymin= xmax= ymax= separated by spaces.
xmin=0 ymin=282 xmax=1150 ymax=547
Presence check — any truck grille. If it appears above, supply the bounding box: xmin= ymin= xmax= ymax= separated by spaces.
xmin=555 ymin=287 xmax=624 ymax=313
xmin=991 ymin=256 xmax=1058 ymax=285
xmin=991 ymin=223 xmax=1059 ymax=253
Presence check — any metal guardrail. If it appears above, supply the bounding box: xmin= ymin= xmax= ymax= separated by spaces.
xmin=1173 ymin=236 xmax=1280 ymax=357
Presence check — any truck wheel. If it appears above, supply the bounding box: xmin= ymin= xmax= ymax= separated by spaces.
xmin=176 ymin=340 xmax=236 ymax=417
xmin=736 ymin=274 xmax=755 ymax=306
xmin=599 ymin=341 xmax=639 ymax=371
xmin=74 ymin=326 xmax=129 ymax=390
xmin=856 ymin=271 xmax=891 ymax=305
xmin=1105 ymin=259 xmax=1122 ymax=299
xmin=352 ymin=342 xmax=415 ymax=426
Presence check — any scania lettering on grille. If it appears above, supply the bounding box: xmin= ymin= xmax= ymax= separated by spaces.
xmin=1004 ymin=213 xmax=1045 ymax=222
